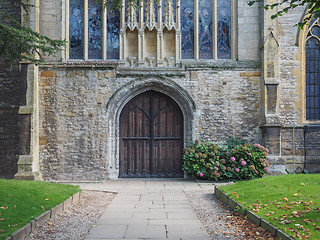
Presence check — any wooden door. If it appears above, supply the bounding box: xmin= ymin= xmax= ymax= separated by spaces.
xmin=119 ymin=91 xmax=183 ymax=178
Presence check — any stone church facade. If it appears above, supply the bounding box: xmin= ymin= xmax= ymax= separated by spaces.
xmin=0 ymin=0 xmax=319 ymax=180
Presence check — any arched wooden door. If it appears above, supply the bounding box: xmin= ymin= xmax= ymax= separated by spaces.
xmin=119 ymin=91 xmax=184 ymax=178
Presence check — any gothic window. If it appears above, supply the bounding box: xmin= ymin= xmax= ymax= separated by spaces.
xmin=305 ymin=18 xmax=320 ymax=120
xmin=181 ymin=0 xmax=232 ymax=59
xmin=181 ymin=0 xmax=194 ymax=59
xmin=69 ymin=0 xmax=120 ymax=60
xmin=88 ymin=0 xmax=102 ymax=59
xmin=69 ymin=0 xmax=84 ymax=59
xmin=68 ymin=0 xmax=233 ymax=62
xmin=217 ymin=0 xmax=231 ymax=59
xmin=199 ymin=0 xmax=213 ymax=59
xmin=107 ymin=10 xmax=120 ymax=59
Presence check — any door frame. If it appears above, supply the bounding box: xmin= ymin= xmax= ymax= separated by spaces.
xmin=105 ymin=78 xmax=197 ymax=179
xmin=119 ymin=90 xmax=184 ymax=178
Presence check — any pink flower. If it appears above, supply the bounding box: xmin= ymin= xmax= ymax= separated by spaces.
xmin=248 ymin=153 xmax=252 ymax=156
xmin=199 ymin=172 xmax=204 ymax=177
xmin=241 ymin=160 xmax=246 ymax=166
xmin=235 ymin=168 xmax=240 ymax=173
xmin=264 ymin=168 xmax=269 ymax=172
xmin=263 ymin=163 xmax=267 ymax=167
xmin=231 ymin=157 xmax=235 ymax=162
xmin=253 ymin=144 xmax=258 ymax=148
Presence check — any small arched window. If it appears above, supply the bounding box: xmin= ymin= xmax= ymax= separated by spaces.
xmin=305 ymin=18 xmax=320 ymax=120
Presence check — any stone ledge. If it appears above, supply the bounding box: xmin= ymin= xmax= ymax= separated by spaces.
xmin=215 ymin=186 xmax=294 ymax=240
xmin=7 ymin=192 xmax=80 ymax=240
xmin=18 ymin=106 xmax=34 ymax=115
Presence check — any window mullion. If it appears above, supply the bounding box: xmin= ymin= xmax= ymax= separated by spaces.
xmin=176 ymin=0 xmax=181 ymax=62
xmin=84 ymin=0 xmax=88 ymax=60
xmin=194 ymin=0 xmax=199 ymax=59
xmin=231 ymin=0 xmax=237 ymax=60
xmin=120 ymin=0 xmax=126 ymax=61
xmin=212 ymin=0 xmax=217 ymax=59
xmin=65 ymin=0 xmax=69 ymax=60
xmin=102 ymin=2 xmax=107 ymax=60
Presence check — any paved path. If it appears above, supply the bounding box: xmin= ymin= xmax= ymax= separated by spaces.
xmin=80 ymin=179 xmax=214 ymax=240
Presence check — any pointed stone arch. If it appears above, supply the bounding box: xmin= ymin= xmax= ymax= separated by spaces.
xmin=296 ymin=14 xmax=320 ymax=122
xmin=105 ymin=78 xmax=197 ymax=179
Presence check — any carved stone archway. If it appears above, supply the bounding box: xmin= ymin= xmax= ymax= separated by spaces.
xmin=105 ymin=78 xmax=197 ymax=179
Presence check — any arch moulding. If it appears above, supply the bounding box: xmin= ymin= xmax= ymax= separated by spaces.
xmin=105 ymin=77 xmax=198 ymax=179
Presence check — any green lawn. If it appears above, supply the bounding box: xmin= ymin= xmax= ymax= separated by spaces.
xmin=220 ymin=174 xmax=320 ymax=239
xmin=0 ymin=179 xmax=80 ymax=240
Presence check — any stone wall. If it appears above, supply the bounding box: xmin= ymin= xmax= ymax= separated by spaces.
xmin=0 ymin=2 xmax=21 ymax=178
xmin=38 ymin=62 xmax=262 ymax=180
xmin=0 ymin=63 xmax=20 ymax=179
xmin=277 ymin=7 xmax=320 ymax=171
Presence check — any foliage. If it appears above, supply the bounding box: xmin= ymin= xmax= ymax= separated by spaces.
xmin=248 ymin=0 xmax=320 ymax=29
xmin=0 ymin=13 xmax=65 ymax=67
xmin=182 ymin=138 xmax=269 ymax=181
xmin=226 ymin=136 xmax=247 ymax=150
xmin=0 ymin=179 xmax=79 ymax=240
xmin=0 ymin=0 xmax=65 ymax=66
xmin=220 ymin=174 xmax=320 ymax=239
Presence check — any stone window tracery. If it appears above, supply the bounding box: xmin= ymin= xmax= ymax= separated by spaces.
xmin=68 ymin=0 xmax=120 ymax=60
xmin=67 ymin=0 xmax=234 ymax=64
xmin=305 ymin=18 xmax=320 ymax=120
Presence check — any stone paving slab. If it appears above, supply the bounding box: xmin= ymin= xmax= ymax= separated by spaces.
xmin=83 ymin=179 xmax=212 ymax=240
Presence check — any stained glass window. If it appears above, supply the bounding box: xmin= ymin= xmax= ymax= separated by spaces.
xmin=107 ymin=10 xmax=120 ymax=59
xmin=217 ymin=0 xmax=231 ymax=59
xmin=306 ymin=20 xmax=320 ymax=120
xmin=88 ymin=0 xmax=102 ymax=59
xmin=69 ymin=0 xmax=84 ymax=59
xmin=181 ymin=0 xmax=194 ymax=59
xmin=199 ymin=0 xmax=213 ymax=59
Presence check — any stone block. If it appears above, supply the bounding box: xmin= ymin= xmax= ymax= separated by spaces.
xmin=63 ymin=196 xmax=73 ymax=210
xmin=72 ymin=192 xmax=80 ymax=204
xmin=235 ymin=203 xmax=247 ymax=216
xmin=50 ymin=203 xmax=63 ymax=218
xmin=14 ymin=156 xmax=36 ymax=180
xmin=261 ymin=218 xmax=277 ymax=236
xmin=11 ymin=222 xmax=32 ymax=240
xmin=247 ymin=210 xmax=261 ymax=226
xmin=214 ymin=186 xmax=221 ymax=198
xmin=227 ymin=197 xmax=238 ymax=211
xmin=40 ymin=71 xmax=56 ymax=78
xmin=30 ymin=220 xmax=36 ymax=232
xmin=34 ymin=210 xmax=51 ymax=227
xmin=18 ymin=106 xmax=33 ymax=115
xmin=277 ymin=229 xmax=294 ymax=240
xmin=220 ymin=191 xmax=229 ymax=205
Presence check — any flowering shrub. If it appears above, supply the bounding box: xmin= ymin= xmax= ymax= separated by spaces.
xmin=183 ymin=138 xmax=270 ymax=181
xmin=182 ymin=139 xmax=223 ymax=180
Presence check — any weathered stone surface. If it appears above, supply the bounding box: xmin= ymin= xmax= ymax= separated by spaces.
xmin=0 ymin=62 xmax=20 ymax=178
xmin=38 ymin=66 xmax=262 ymax=180
xmin=1 ymin=0 xmax=320 ymax=181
